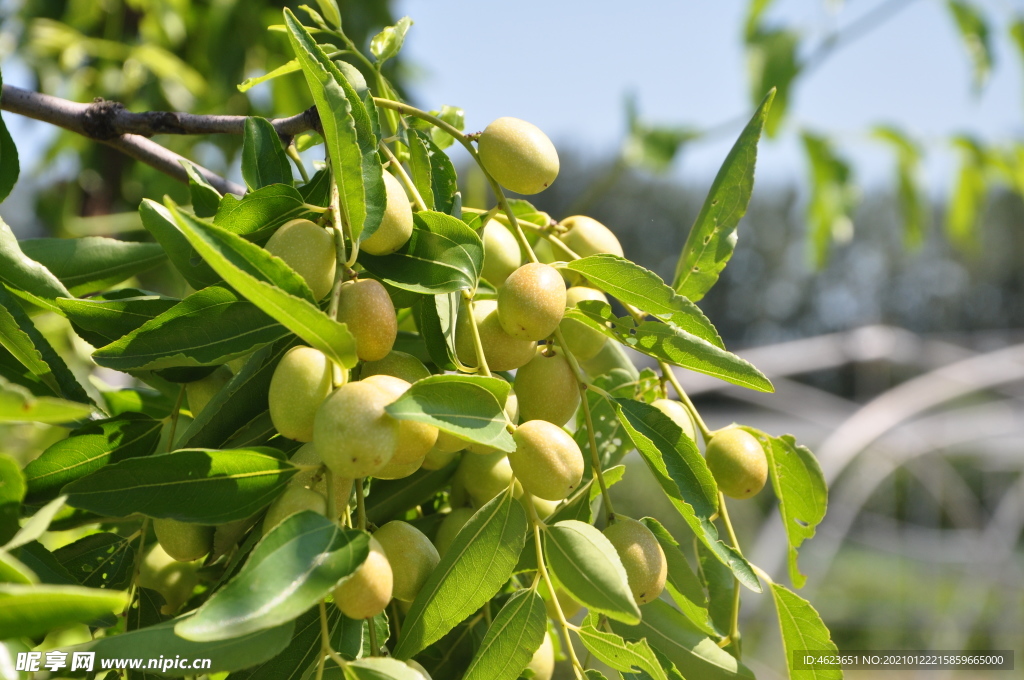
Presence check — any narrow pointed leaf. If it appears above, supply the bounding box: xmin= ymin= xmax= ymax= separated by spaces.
xmin=19 ymin=237 xmax=166 ymax=296
xmin=0 ymin=377 xmax=93 ymax=424
xmin=140 ymin=198 xmax=220 ymax=290
xmin=641 ymin=517 xmax=718 ymax=636
xmin=673 ymin=90 xmax=774 ymax=300
xmin=58 ymin=290 xmax=179 ymax=348
xmin=52 ymin=532 xmax=135 ymax=589
xmin=0 ymin=454 xmax=25 ymax=545
xmin=0 ymin=584 xmax=127 ymax=638
xmin=242 ymin=117 xmax=293 ymax=190
xmin=177 ymin=512 xmax=369 ymax=640
xmin=214 ymin=184 xmax=315 ymax=243
xmin=769 ymin=582 xmax=843 ymax=680
xmin=183 ymin=160 xmax=222 ymax=218
xmin=463 ymin=589 xmax=546 ymax=680
xmin=63 ymin=448 xmax=296 ymax=524
xmin=947 ymin=0 xmax=993 ymax=92
xmin=577 ymin=613 xmax=668 ymax=680
xmin=0 ymin=68 xmax=20 ymax=203
xmin=393 ymin=489 xmax=528 ymax=659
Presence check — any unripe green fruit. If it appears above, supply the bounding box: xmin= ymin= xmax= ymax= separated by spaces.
xmin=480 ymin=220 xmax=522 ymax=286
xmin=406 ymin=659 xmax=432 ymax=679
xmin=514 ymin=348 xmax=579 ymax=427
xmin=374 ymin=455 xmax=424 ymax=480
xmin=314 ymin=381 xmax=399 ymax=478
xmin=336 ymin=278 xmax=398 ymax=362
xmin=542 ymin=585 xmax=582 ymax=620
xmin=603 ymin=517 xmax=667 ymax=605
xmin=289 ymin=442 xmax=353 ymax=510
xmin=477 ymin=117 xmax=559 ymax=195
xmin=333 ymin=536 xmax=393 ymax=619
xmin=558 ymin=215 xmax=623 ymax=258
xmin=264 ymin=218 xmax=336 ymax=300
xmin=434 ymin=507 xmax=475 ymax=557
xmin=456 ymin=450 xmax=521 ymax=507
xmin=421 ymin=444 xmax=460 ymax=471
xmin=465 ymin=385 xmax=518 ymax=454
xmin=263 ymin=486 xmax=327 ymax=535
xmin=359 ymin=350 xmax=431 ymax=383
xmin=560 ymin=286 xmax=608 ymax=360
xmin=139 ymin=544 xmax=200 ymax=614
xmin=509 ymin=420 xmax=584 ymax=501
xmin=527 ymin=631 xmax=555 ymax=680
xmin=455 ymin=299 xmax=536 ymax=371
xmin=521 ymin=494 xmax=559 ymax=519
xmin=497 ymin=263 xmax=566 ymax=341
xmin=153 ymin=518 xmax=213 ymax=562
xmin=361 ymin=171 xmax=414 ymax=256
xmin=373 ymin=521 xmax=440 ymax=602
xmin=705 ymin=427 xmax=768 ymax=499
xmin=432 ymin=430 xmax=468 ymax=455
xmin=268 ymin=346 xmax=332 ymax=442
xmin=362 ymin=375 xmax=439 ymax=464
xmin=185 ymin=367 xmax=232 ymax=417
xmin=651 ymin=398 xmax=697 ymax=442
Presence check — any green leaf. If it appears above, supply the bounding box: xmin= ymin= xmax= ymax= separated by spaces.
xmin=140 ymin=198 xmax=220 ymax=290
xmin=385 ymin=374 xmax=514 ymax=453
xmin=19 ymin=236 xmax=166 ymax=296
xmin=0 ymin=583 xmax=127 ymax=638
xmin=614 ymin=399 xmax=761 ymax=592
xmin=0 ymin=286 xmax=92 ymax=405
xmin=238 ymin=58 xmax=303 ymax=93
xmin=183 ymin=160 xmax=222 ymax=218
xmin=242 ymin=117 xmax=293 ymax=191
xmin=947 ymin=135 xmax=987 ymax=251
xmin=66 ymin=615 xmax=295 ymax=676
xmin=624 ymin=95 xmax=698 ymax=173
xmin=0 ymin=69 xmax=19 ymax=204
xmin=0 ymin=218 xmax=69 ymax=313
xmin=393 ymin=488 xmax=528 ymax=659
xmin=769 ymin=582 xmax=843 ymax=680
xmin=16 ymin=541 xmax=77 ymax=585
xmin=360 ymin=211 xmax=483 ymax=294
xmin=463 ymin=589 xmax=546 ymax=680
xmin=416 ymin=293 xmax=458 ymax=371
xmin=169 ymin=201 xmax=358 ymax=368
xmin=58 ymin=290 xmax=180 ymax=349
xmin=0 ymin=454 xmax=25 ymax=545
xmin=63 ymin=448 xmax=296 ymax=524
xmin=177 ymin=512 xmax=368 ymax=640
xmin=566 ymin=255 xmax=723 ymax=348
xmin=545 ymin=519 xmax=640 ymax=624
xmin=641 ymin=517 xmax=718 ymax=636
xmin=371 ymin=17 xmax=413 ymax=64
xmin=744 ymin=430 xmax=826 ymax=589
xmin=801 ymin=132 xmax=857 ymax=268
xmin=178 ymin=337 xmax=297 ymax=450
xmin=746 ymin=29 xmax=798 ymax=137
xmin=227 ymin=605 xmax=346 ymax=680
xmin=573 ymin=370 xmax=637 ymax=469
xmin=408 ymin=132 xmax=435 ymax=211
xmin=365 ymin=462 xmax=458 ymax=526
xmin=52 ymin=532 xmax=135 ymax=589
xmin=565 ymin=303 xmax=773 ymax=393
xmin=873 ymin=126 xmax=926 ymax=248
xmin=214 ymin=184 xmax=315 ymax=243
xmin=0 ymin=377 xmax=93 ymax=424
xmin=673 ymin=90 xmax=774 ymax=301
xmin=24 ymin=413 xmax=162 ymax=504
xmin=284 ymin=9 xmax=384 ymax=244
xmin=346 ymin=657 xmax=426 ymax=679
xmin=610 ymin=600 xmax=756 ymax=680
xmin=409 ymin=130 xmax=457 ymax=215
xmin=4 ymin=496 xmax=66 ymax=551
xmin=416 ymin=105 xmax=464 ymax=151
xmin=947 ymin=1 xmax=993 ymax=92
xmin=577 ymin=613 xmax=668 ymax=680
xmin=0 ymin=548 xmax=36 ymax=584
xmin=92 ymin=285 xmax=287 ymax=372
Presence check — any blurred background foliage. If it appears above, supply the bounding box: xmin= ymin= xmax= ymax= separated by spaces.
xmin=1 ymin=0 xmax=1022 ymax=676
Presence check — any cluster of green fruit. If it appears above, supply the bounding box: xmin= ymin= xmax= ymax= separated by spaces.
xmin=142 ymin=114 xmax=771 ymax=680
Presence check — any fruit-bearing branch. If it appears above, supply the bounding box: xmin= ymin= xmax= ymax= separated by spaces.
xmin=0 ymin=83 xmax=321 ymax=196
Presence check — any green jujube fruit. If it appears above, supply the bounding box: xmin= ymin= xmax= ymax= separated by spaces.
xmin=262 ymin=486 xmax=327 ymax=534
xmin=139 ymin=543 xmax=200 ymax=614
xmin=336 ymin=278 xmax=398 ymax=362
xmin=497 ymin=263 xmax=566 ymax=341
xmin=602 ymin=516 xmax=667 ymax=605
xmin=527 ymin=631 xmax=555 ymax=680
xmin=358 ymin=350 xmax=431 ymax=383
xmin=362 ymin=374 xmax=439 ymax=464
xmin=514 ymin=347 xmax=580 ymax=427
xmin=480 ymin=219 xmax=522 ymax=286
xmin=333 ymin=535 xmax=393 ymax=620
xmin=705 ymin=427 xmax=768 ymax=499
xmin=651 ymin=398 xmax=697 ymax=442
xmin=288 ymin=442 xmax=353 ymax=512
xmin=434 ymin=507 xmax=475 ymax=557
xmin=477 ymin=117 xmax=559 ymax=195
xmin=508 ymin=420 xmax=584 ymax=501
xmin=264 ymin=218 xmax=336 ymax=300
xmin=559 ymin=286 xmax=608 ymax=360
xmin=373 ymin=521 xmax=440 ymax=602
xmin=153 ymin=518 xmax=214 ymax=563
xmin=455 ymin=298 xmax=536 ymax=371
xmin=185 ymin=366 xmax=232 ymax=417
xmin=313 ymin=381 xmax=399 ymax=478
xmin=456 ymin=450 xmax=521 ymax=507
xmin=268 ymin=346 xmax=333 ymax=442
xmin=557 ymin=215 xmax=623 ymax=258
xmin=361 ymin=171 xmax=414 ymax=256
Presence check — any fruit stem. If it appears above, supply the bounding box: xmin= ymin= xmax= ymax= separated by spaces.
xmin=286 ymin=143 xmax=310 ymax=183
xmin=659 ymin=361 xmax=714 ymax=445
xmin=464 ymin=294 xmax=492 ymax=378
xmin=554 ymin=327 xmax=616 ymax=523
xmin=367 ymin=613 xmax=379 ymax=656
xmin=379 ymin=141 xmax=428 ymax=211
xmin=717 ymin=491 xmax=743 ymax=658
xmin=355 ymin=478 xmax=367 ymax=531
xmin=526 ymin=498 xmax=585 ymax=680
xmin=319 ymin=601 xmax=349 ymax=670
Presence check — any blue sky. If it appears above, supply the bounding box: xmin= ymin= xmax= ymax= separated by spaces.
xmin=395 ymin=0 xmax=1022 ymax=191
